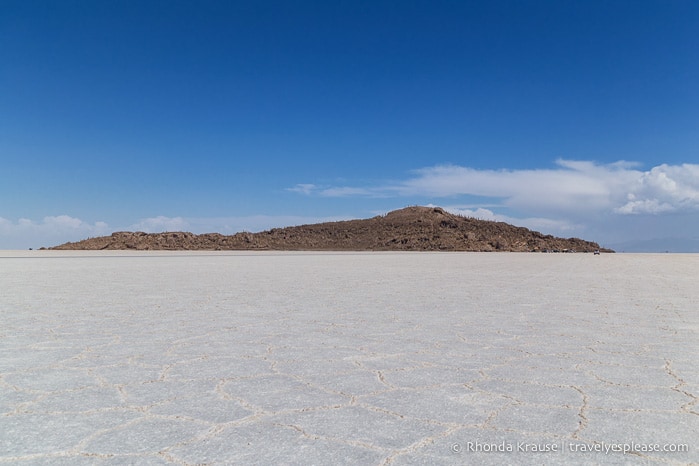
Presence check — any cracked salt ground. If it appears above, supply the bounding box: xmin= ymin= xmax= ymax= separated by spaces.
xmin=1 ymin=251 xmax=698 ymax=465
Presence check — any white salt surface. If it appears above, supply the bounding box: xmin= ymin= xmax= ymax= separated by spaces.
xmin=1 ymin=251 xmax=697 ymax=465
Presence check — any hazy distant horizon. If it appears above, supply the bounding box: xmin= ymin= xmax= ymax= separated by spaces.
xmin=3 ymin=208 xmax=699 ymax=253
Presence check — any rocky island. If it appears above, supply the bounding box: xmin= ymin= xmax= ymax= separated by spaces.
xmin=50 ymin=206 xmax=613 ymax=252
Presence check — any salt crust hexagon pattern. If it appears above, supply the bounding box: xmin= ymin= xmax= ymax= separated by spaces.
xmin=1 ymin=252 xmax=697 ymax=465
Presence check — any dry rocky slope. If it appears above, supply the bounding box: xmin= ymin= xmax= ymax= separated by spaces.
xmin=51 ymin=207 xmax=612 ymax=252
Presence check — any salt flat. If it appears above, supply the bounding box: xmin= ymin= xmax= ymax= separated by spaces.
xmin=1 ymin=251 xmax=697 ymax=465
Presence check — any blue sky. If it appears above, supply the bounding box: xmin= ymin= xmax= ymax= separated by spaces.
xmin=2 ymin=1 xmax=698 ymax=250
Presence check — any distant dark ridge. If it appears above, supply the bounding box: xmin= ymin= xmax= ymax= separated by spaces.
xmin=50 ymin=206 xmax=613 ymax=252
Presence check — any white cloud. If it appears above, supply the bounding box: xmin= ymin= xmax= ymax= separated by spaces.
xmin=436 ymin=206 xmax=509 ymax=222
xmin=184 ymin=214 xmax=353 ymax=234
xmin=287 ymin=183 xmax=317 ymax=195
xmin=288 ymin=184 xmax=378 ymax=197
xmin=613 ymin=164 xmax=699 ymax=214
xmin=433 ymin=204 xmax=578 ymax=237
xmin=44 ymin=215 xmax=84 ymax=229
xmin=0 ymin=215 xmax=111 ymax=250
xmin=294 ymin=160 xmax=699 ymax=217
xmin=394 ymin=161 xmax=626 ymax=214
xmin=129 ymin=216 xmax=189 ymax=233
xmin=319 ymin=187 xmax=376 ymax=197
xmin=289 ymin=160 xmax=699 ymax=248
xmin=124 ymin=214 xmax=356 ymax=236
xmin=0 ymin=213 xmax=356 ymax=250
xmin=614 ymin=196 xmax=675 ymax=215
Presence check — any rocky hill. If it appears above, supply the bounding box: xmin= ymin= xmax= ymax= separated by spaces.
xmin=50 ymin=207 xmax=612 ymax=252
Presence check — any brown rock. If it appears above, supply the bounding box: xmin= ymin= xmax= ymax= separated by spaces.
xmin=50 ymin=206 xmax=614 ymax=252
